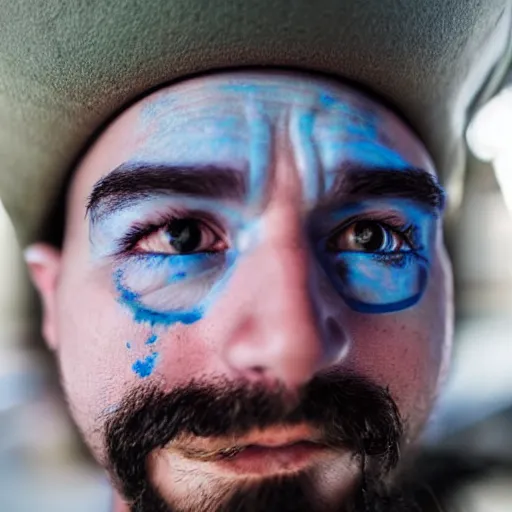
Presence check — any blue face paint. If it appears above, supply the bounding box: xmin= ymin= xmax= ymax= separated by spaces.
xmin=314 ymin=199 xmax=436 ymax=313
xmin=325 ymin=140 xmax=409 ymax=169
xmin=243 ymin=93 xmax=272 ymax=210
xmin=319 ymin=92 xmax=337 ymax=109
xmin=145 ymin=334 xmax=158 ymax=345
xmin=333 ymin=252 xmax=429 ymax=313
xmin=290 ymin=107 xmax=322 ymax=203
xmin=132 ymin=353 xmax=159 ymax=378
xmin=89 ymin=196 xmax=245 ymax=260
xmin=137 ymin=94 xmax=250 ymax=170
xmin=114 ymin=248 xmax=238 ymax=328
xmin=115 ymin=268 xmax=204 ymax=327
xmin=141 ymin=94 xmax=176 ymax=126
xmin=87 ymin=78 xmax=443 ymax=379
xmin=311 ymin=97 xmax=411 ymax=193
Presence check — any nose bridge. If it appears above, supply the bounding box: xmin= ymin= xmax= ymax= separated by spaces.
xmin=222 ymin=205 xmax=348 ymax=388
xmin=250 ymin=199 xmax=316 ymax=316
xmin=257 ymin=230 xmax=344 ymax=356
xmin=261 ymin=226 xmax=314 ymax=314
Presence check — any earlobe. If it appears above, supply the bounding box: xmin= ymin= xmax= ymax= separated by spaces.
xmin=23 ymin=243 xmax=62 ymax=351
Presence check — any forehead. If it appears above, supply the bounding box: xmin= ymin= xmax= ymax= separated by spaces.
xmin=72 ymin=71 xmax=435 ymax=199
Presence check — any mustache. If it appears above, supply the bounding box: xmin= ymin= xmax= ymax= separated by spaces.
xmin=104 ymin=372 xmax=403 ymax=506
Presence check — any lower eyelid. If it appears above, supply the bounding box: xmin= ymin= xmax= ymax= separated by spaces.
xmin=333 ymin=251 xmax=425 ymax=269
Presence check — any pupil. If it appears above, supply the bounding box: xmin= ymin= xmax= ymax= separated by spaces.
xmin=166 ymin=219 xmax=201 ymax=253
xmin=354 ymin=221 xmax=385 ymax=251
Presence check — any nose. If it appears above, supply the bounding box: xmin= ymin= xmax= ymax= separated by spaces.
xmin=219 ymin=209 xmax=349 ymax=389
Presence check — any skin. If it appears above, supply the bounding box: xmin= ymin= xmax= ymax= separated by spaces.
xmin=25 ymin=70 xmax=453 ymax=511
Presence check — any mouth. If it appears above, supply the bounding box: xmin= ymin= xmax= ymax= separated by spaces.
xmin=167 ymin=426 xmax=336 ymax=476
xmin=213 ymin=440 xmax=330 ymax=475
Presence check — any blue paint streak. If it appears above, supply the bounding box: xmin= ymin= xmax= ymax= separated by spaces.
xmin=123 ymin=252 xmax=224 ymax=286
xmin=314 ymin=198 xmax=436 ymax=314
xmin=339 ymin=140 xmax=409 ymax=168
xmin=132 ymin=353 xmax=159 ymax=378
xmin=127 ymin=295 xmax=202 ymax=326
xmin=115 ymin=268 xmax=204 ymax=327
xmin=329 ymin=250 xmax=429 ymax=313
xmin=247 ymin=98 xmax=271 ymax=208
xmin=295 ymin=109 xmax=321 ymax=201
xmin=145 ymin=334 xmax=158 ymax=345
xmin=319 ymin=92 xmax=336 ymax=108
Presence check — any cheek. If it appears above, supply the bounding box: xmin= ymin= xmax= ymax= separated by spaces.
xmin=344 ymin=248 xmax=452 ymax=438
xmin=54 ymin=276 xmax=138 ymax=451
xmin=53 ymin=264 xmax=219 ymax=461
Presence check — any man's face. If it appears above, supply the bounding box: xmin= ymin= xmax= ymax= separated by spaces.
xmin=28 ymin=71 xmax=453 ymax=511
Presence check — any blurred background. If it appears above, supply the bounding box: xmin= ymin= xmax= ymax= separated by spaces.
xmin=0 ymin=152 xmax=511 ymax=510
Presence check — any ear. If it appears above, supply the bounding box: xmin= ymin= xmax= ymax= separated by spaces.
xmin=24 ymin=243 xmax=62 ymax=351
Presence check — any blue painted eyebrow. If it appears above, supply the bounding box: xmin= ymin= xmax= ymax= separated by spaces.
xmin=86 ymin=162 xmax=247 ymax=223
xmin=323 ymin=166 xmax=445 ymax=212
xmin=87 ymin=161 xmax=445 ymax=225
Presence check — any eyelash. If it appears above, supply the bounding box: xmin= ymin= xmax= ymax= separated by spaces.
xmin=115 ymin=210 xmax=222 ymax=255
xmin=328 ymin=213 xmax=418 ymax=251
xmin=114 ymin=210 xmax=419 ymax=257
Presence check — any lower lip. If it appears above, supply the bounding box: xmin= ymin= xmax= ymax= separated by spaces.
xmin=213 ymin=441 xmax=329 ymax=475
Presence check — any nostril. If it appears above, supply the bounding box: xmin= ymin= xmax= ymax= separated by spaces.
xmin=250 ymin=365 xmax=266 ymax=375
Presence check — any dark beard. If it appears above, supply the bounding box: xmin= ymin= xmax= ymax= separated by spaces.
xmin=104 ymin=373 xmax=410 ymax=512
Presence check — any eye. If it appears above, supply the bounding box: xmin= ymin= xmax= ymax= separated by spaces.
xmin=135 ymin=218 xmax=228 ymax=255
xmin=327 ymin=220 xmax=410 ymax=253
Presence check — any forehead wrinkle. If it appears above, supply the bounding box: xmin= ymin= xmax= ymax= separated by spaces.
xmin=138 ymin=86 xmax=278 ymax=211
xmin=131 ymin=78 xmax=417 ymax=212
xmin=217 ymin=76 xmax=378 ymax=110
xmin=312 ymin=102 xmax=413 ymax=192
xmin=245 ymin=96 xmax=274 ymax=210
xmin=288 ymin=90 xmax=389 ymax=204
xmin=289 ymin=104 xmax=323 ymax=205
xmin=141 ymin=106 xmax=248 ymax=141
xmin=134 ymin=101 xmax=250 ymax=167
xmin=138 ymin=87 xmax=252 ymax=145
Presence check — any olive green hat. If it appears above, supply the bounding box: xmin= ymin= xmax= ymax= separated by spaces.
xmin=1 ymin=0 xmax=511 ymax=245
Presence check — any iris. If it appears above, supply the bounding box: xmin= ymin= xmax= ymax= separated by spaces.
xmin=353 ymin=221 xmax=387 ymax=251
xmin=165 ymin=218 xmax=203 ymax=253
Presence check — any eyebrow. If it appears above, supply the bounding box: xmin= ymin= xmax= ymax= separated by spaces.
xmin=87 ymin=162 xmax=247 ymax=222
xmin=87 ymin=161 xmax=445 ymax=224
xmin=326 ymin=166 xmax=445 ymax=211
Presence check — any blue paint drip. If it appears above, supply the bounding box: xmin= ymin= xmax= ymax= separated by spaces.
xmin=132 ymin=305 xmax=202 ymax=326
xmin=132 ymin=353 xmax=159 ymax=378
xmin=126 ymin=342 xmax=132 ymax=349
xmin=145 ymin=334 xmax=158 ymax=345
